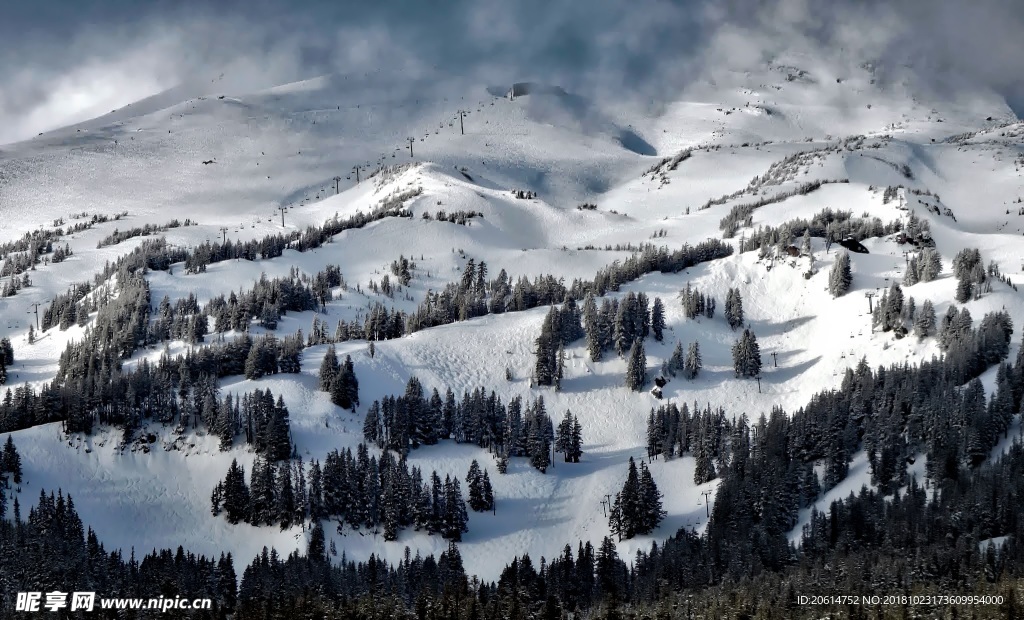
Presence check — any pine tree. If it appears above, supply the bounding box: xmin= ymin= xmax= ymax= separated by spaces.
xmin=732 ymin=329 xmax=762 ymax=378
xmin=481 ymin=470 xmax=494 ymax=511
xmin=555 ymin=342 xmax=565 ymax=391
xmin=343 ymin=355 xmax=359 ymax=408
xmin=0 ymin=337 xmax=14 ymax=366
xmin=651 ymin=297 xmax=665 ymax=342
xmin=955 ymin=276 xmax=973 ymax=303
xmin=637 ymin=461 xmax=665 ymax=534
xmin=308 ymin=459 xmax=325 ymax=520
xmin=442 ymin=475 xmax=469 ymax=541
xmin=667 ymin=341 xmax=684 ymax=376
xmin=883 ymin=283 xmax=904 ymax=331
xmin=534 ymin=308 xmax=558 ymax=386
xmin=683 ymin=341 xmax=702 ymax=380
xmin=609 ymin=457 xmax=644 ymax=540
xmin=529 ymin=411 xmax=552 ymax=473
xmin=466 ymin=459 xmax=487 ymax=512
xmin=308 ymin=522 xmax=327 ymax=561
xmin=583 ymin=293 xmax=603 ymax=362
xmin=210 ymin=481 xmax=224 ymax=516
xmin=569 ymin=415 xmax=583 ymax=463
xmin=725 ymin=288 xmax=744 ymax=330
xmin=275 ymin=461 xmax=295 ymax=530
xmin=222 ymin=459 xmax=250 ymax=525
xmin=318 ymin=345 xmax=340 ymax=391
xmin=829 ymin=252 xmax=853 ymax=297
xmin=625 ymin=339 xmax=647 ymax=391
xmin=918 ymin=247 xmax=942 ymax=281
xmin=2 ymin=435 xmax=22 ymax=484
xmin=555 ymin=410 xmax=583 ymax=463
xmin=693 ymin=417 xmax=717 ymax=484
xmin=248 ymin=456 xmax=276 ymax=525
xmin=614 ymin=293 xmax=636 ymax=357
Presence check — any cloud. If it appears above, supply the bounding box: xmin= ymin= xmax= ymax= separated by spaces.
xmin=0 ymin=0 xmax=1020 ymax=144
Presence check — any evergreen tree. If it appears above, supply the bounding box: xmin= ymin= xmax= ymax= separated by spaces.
xmin=329 ymin=357 xmax=359 ymax=411
xmin=638 ymin=461 xmax=666 ymax=533
xmin=955 ymin=276 xmax=973 ymax=303
xmin=613 ymin=297 xmax=629 ymax=357
xmin=466 ymin=459 xmax=487 ymax=512
xmin=828 ymin=252 xmax=853 ymax=297
xmin=667 ymin=341 xmax=685 ymax=376
xmin=248 ymin=456 xmax=276 ymax=525
xmin=724 ymin=288 xmax=744 ymax=330
xmin=583 ymin=293 xmax=603 ymax=362
xmin=318 ymin=345 xmax=340 ymax=392
xmin=882 ymin=283 xmax=904 ymax=331
xmin=343 ymin=355 xmax=359 ymax=408
xmin=2 ymin=435 xmax=22 ymax=484
xmin=650 ymin=297 xmax=666 ymax=342
xmin=609 ymin=457 xmax=644 ymax=540
xmin=918 ymin=247 xmax=942 ymax=281
xmin=275 ymin=461 xmax=296 ymax=530
xmin=913 ymin=299 xmax=935 ymax=339
xmin=534 ymin=308 xmax=558 ymax=386
xmin=529 ymin=412 xmax=552 ymax=473
xmin=210 ymin=481 xmax=224 ymax=516
xmin=683 ymin=341 xmax=702 ymax=380
xmin=625 ymin=339 xmax=647 ymax=391
xmin=555 ymin=342 xmax=565 ymax=391
xmin=222 ymin=459 xmax=250 ymax=525
xmin=308 ymin=459 xmax=325 ymax=520
xmin=442 ymin=475 xmax=469 ymax=541
xmin=0 ymin=337 xmax=13 ymax=366
xmin=481 ymin=470 xmax=494 ymax=512
xmin=555 ymin=410 xmax=584 ymax=463
xmin=732 ymin=329 xmax=762 ymax=378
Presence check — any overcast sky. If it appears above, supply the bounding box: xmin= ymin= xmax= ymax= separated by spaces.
xmin=1 ymin=0 xmax=1021 ymax=144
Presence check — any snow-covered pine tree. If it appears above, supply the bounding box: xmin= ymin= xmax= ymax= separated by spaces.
xmin=651 ymin=297 xmax=666 ymax=342
xmin=221 ymin=459 xmax=250 ymax=525
xmin=667 ymin=341 xmax=684 ymax=376
xmin=914 ymin=299 xmax=936 ymax=339
xmin=625 ymin=339 xmax=647 ymax=391
xmin=732 ymin=329 xmax=762 ymax=378
xmin=828 ymin=252 xmax=853 ymax=297
xmin=583 ymin=293 xmax=602 ymax=361
xmin=614 ymin=294 xmax=636 ymax=357
xmin=481 ymin=469 xmax=494 ymax=511
xmin=2 ymin=435 xmax=22 ymax=484
xmin=955 ymin=276 xmax=973 ymax=303
xmin=275 ymin=461 xmax=295 ymax=530
xmin=534 ymin=308 xmax=558 ymax=386
xmin=693 ymin=418 xmax=717 ymax=484
xmin=724 ymin=287 xmax=744 ymax=330
xmin=318 ymin=345 xmax=340 ymax=391
xmin=883 ymin=283 xmax=904 ymax=331
xmin=608 ymin=457 xmax=644 ymax=540
xmin=918 ymin=247 xmax=942 ymax=282
xmin=555 ymin=342 xmax=565 ymax=391
xmin=683 ymin=341 xmax=702 ymax=380
xmin=466 ymin=459 xmax=487 ymax=512
xmin=638 ymin=461 xmax=665 ymax=534
xmin=308 ymin=459 xmax=325 ymax=520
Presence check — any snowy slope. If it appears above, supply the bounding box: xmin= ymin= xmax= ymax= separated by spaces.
xmin=0 ymin=53 xmax=1022 ymax=580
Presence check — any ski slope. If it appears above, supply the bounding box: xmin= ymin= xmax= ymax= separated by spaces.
xmin=0 ymin=53 xmax=1022 ymax=580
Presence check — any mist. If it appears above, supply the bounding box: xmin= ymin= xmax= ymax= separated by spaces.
xmin=1 ymin=0 xmax=1021 ymax=145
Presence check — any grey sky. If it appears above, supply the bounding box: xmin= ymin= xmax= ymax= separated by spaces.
xmin=0 ymin=0 xmax=1021 ymax=144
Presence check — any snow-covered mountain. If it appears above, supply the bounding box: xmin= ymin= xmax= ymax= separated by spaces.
xmin=0 ymin=40 xmax=1022 ymax=589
